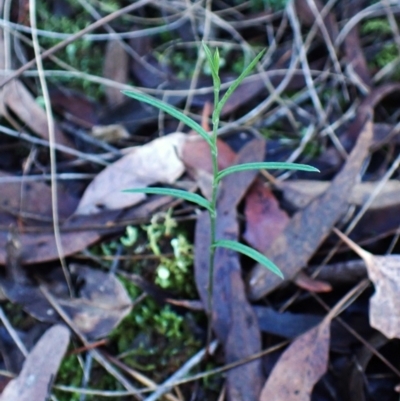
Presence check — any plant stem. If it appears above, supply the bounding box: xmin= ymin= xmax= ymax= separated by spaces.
xmin=206 ymin=82 xmax=220 ymax=351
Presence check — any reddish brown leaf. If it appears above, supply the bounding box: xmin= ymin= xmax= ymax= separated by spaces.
xmin=244 ymin=179 xmax=289 ymax=252
xmin=182 ymin=136 xmax=236 ymax=199
xmin=294 ymin=271 xmax=332 ymax=293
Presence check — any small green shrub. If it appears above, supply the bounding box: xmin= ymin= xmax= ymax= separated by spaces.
xmin=122 ymin=42 xmax=319 ymax=344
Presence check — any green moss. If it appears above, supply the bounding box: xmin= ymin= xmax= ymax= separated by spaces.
xmin=374 ymin=43 xmax=398 ymax=68
xmin=54 ymin=354 xmax=82 ymax=401
xmin=37 ymin=0 xmax=105 ymax=99
xmin=361 ymin=18 xmax=392 ymax=35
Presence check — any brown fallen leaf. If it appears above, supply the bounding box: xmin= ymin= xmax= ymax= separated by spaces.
xmin=0 ymin=170 xmax=78 ymax=222
xmin=0 ymin=325 xmax=69 ymax=401
xmin=76 ymin=133 xmax=187 ymax=214
xmin=259 ymin=280 xmax=368 ymax=401
xmin=244 ymin=179 xmax=289 ymax=252
xmin=0 ymin=264 xmax=132 ymax=339
xmin=248 ymin=84 xmax=400 ymax=300
xmin=333 ymin=228 xmax=400 ymax=339
xmin=195 ymin=139 xmax=266 ymax=401
xmin=259 ymin=316 xmax=330 ymax=401
xmin=0 ymin=31 xmax=72 ymax=148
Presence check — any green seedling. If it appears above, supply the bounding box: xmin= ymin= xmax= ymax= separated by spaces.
xmin=122 ymin=42 xmax=319 ymax=345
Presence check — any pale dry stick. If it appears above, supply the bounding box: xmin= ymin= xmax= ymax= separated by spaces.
xmin=76 ymin=0 xmax=165 ymax=78
xmin=2 ymin=0 xmax=11 ymax=69
xmin=305 ymin=0 xmax=348 ymax=100
xmin=54 ymin=340 xmax=288 ymax=398
xmin=79 ymin=352 xmax=93 ymax=401
xmin=312 ymin=281 xmax=400 ymax=379
xmin=227 ymin=11 xmax=281 ymax=29
xmin=106 ymin=354 xmax=180 ymax=401
xmin=217 ymin=0 xmax=339 ymax=135
xmin=0 ymin=0 xmax=152 ymax=88
xmin=29 ymin=0 xmax=73 ymax=294
xmin=215 ymin=0 xmax=333 ymax=134
xmin=276 ymin=124 xmax=316 ymax=181
xmin=0 ymin=12 xmax=189 ymax=41
xmin=143 ymin=340 xmax=218 ymax=401
xmin=204 ymin=7 xmax=251 ymax=62
xmin=336 ymin=1 xmax=400 ymax=47
xmin=287 ymin=1 xmax=348 ymax=160
xmin=342 ymin=150 xmax=400 ymax=238
xmin=381 ymin=0 xmax=400 ymax=50
xmin=253 ymin=17 xmax=300 ymax=131
xmin=12 ymin=66 xmax=345 ymax=99
xmin=175 ymin=0 xmax=211 ymax=133
xmin=217 ymin=40 xmax=301 ymax=135
xmin=0 ymin=124 xmax=109 ymax=166
xmin=285 ymin=152 xmax=400 ymax=310
xmin=0 ymin=173 xmax=95 ymax=183
xmin=0 ymin=306 xmax=28 ymax=357
xmin=323 ymin=278 xmax=371 ymax=322
xmin=39 ymin=285 xmax=143 ymax=400
xmin=373 ymin=56 xmax=400 ymax=83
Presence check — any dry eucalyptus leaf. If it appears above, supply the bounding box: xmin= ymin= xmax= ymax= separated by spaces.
xmin=76 ymin=132 xmax=187 ymax=214
xmin=259 ymin=317 xmax=330 ymax=401
xmin=334 ymin=228 xmax=400 ymax=339
xmin=0 ymin=265 xmax=132 ymax=339
xmin=0 ymin=325 xmax=69 ymax=401
xmin=57 ymin=265 xmax=133 ymax=339
xmin=281 ymin=180 xmax=400 ymax=210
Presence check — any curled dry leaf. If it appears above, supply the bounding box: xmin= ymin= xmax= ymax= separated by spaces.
xmin=0 ymin=325 xmax=69 ymax=401
xmin=0 ymin=265 xmax=132 ymax=339
xmin=334 ymin=228 xmax=400 ymax=339
xmin=76 ymin=133 xmax=187 ymax=214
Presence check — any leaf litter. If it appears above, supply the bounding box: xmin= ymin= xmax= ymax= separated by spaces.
xmin=1 ymin=1 xmax=400 ymax=400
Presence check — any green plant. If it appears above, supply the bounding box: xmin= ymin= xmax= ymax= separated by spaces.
xmin=122 ymin=42 xmax=319 ymax=345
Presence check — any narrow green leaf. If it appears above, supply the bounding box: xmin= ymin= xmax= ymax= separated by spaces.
xmin=122 ymin=90 xmax=213 ymax=148
xmin=216 ymin=49 xmax=266 ymax=116
xmin=213 ymin=239 xmax=283 ymax=278
xmin=202 ymin=41 xmax=219 ymax=86
xmin=213 ymin=48 xmax=220 ymax=74
xmin=202 ymin=42 xmax=215 ymax=70
xmin=216 ymin=162 xmax=320 ymax=181
xmin=123 ymin=187 xmax=212 ymax=212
